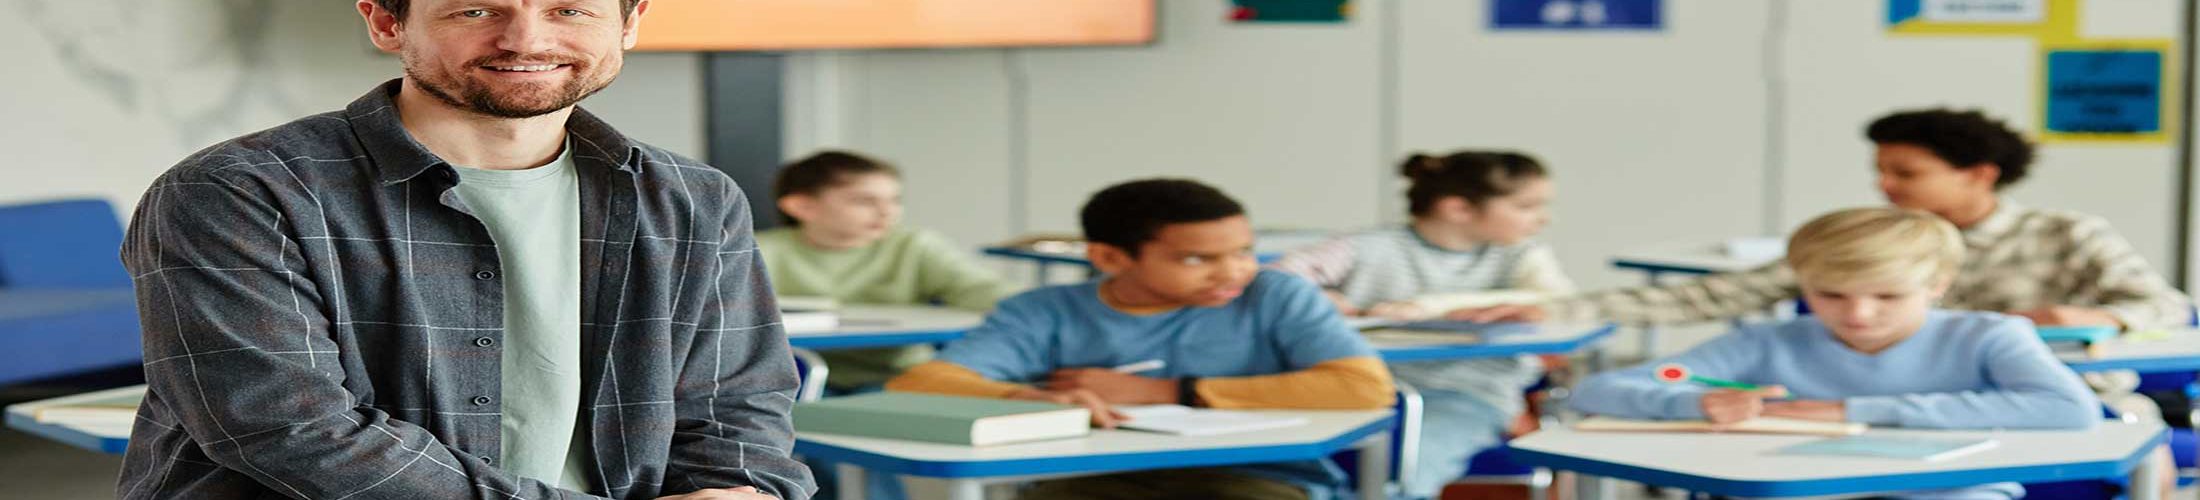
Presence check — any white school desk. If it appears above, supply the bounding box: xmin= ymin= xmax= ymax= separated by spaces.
xmin=1367 ymin=322 xmax=1618 ymax=363
xmin=2059 ymin=329 xmax=2200 ymax=374
xmin=783 ymin=305 xmax=985 ymax=351
xmin=796 ymin=409 xmax=1397 ymax=500
xmin=1608 ymin=241 xmax=1781 ymax=279
xmin=5 ymin=385 xmax=139 ymax=455
xmin=8 ymin=304 xmax=984 ymax=456
xmin=1609 ymin=241 xmax=1785 ymax=358
xmin=1508 ymin=420 xmax=2168 ymax=499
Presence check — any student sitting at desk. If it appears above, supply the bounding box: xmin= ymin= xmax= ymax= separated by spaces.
xmin=757 ymin=150 xmax=1012 ymax=393
xmin=1270 ymin=150 xmax=1571 ymax=499
xmin=1457 ymin=108 xmax=2189 ymax=331
xmin=887 ymin=178 xmax=1395 ymax=500
xmin=1573 ymin=207 xmax=2099 ymax=500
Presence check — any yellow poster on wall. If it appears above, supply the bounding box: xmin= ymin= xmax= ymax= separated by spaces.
xmin=1884 ymin=0 xmax=2075 ymax=38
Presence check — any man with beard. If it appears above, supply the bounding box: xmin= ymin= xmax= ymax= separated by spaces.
xmin=113 ymin=1 xmax=811 ymax=499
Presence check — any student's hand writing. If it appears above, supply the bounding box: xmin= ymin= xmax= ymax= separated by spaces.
xmin=1698 ymin=386 xmax=1788 ymax=426
xmin=1045 ymin=368 xmax=1177 ymax=405
xmin=2008 ymin=306 xmax=2122 ymax=328
xmin=1323 ymin=290 xmax=1361 ymax=316
xmin=1364 ymin=301 xmax=1429 ymax=321
xmin=1760 ymin=399 xmax=1845 ymax=422
xmin=654 ymin=486 xmax=778 ymax=500
xmin=1007 ymin=387 xmax=1130 ymax=429
xmin=1445 ymin=304 xmax=1546 ymax=323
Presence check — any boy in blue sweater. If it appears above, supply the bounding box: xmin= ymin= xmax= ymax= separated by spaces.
xmin=889 ymin=179 xmax=1394 ymax=500
xmin=1574 ymin=207 xmax=2098 ymax=499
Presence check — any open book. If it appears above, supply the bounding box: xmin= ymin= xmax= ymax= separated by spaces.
xmin=1114 ymin=405 xmax=1310 ymax=436
xmin=1574 ymin=415 xmax=1867 ymax=436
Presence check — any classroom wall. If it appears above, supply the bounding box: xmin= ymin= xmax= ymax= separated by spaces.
xmin=1779 ymin=0 xmax=2185 ymax=284
xmin=804 ymin=0 xmax=2189 ymax=297
xmin=0 ymin=1 xmax=708 ymax=219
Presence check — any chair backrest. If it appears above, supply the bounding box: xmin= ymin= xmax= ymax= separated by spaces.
xmin=790 ymin=347 xmax=830 ymax=402
xmin=0 ymin=198 xmax=131 ymax=289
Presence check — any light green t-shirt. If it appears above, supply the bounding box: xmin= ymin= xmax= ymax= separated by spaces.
xmin=755 ymin=227 xmax=1010 ymax=388
xmin=452 ymin=143 xmax=591 ymax=491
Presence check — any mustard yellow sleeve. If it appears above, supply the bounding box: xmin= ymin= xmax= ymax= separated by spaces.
xmin=1195 ymin=356 xmax=1394 ymax=410
xmin=884 ymin=360 xmax=1029 ymax=398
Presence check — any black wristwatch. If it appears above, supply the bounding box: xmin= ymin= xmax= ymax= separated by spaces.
xmin=1177 ymin=376 xmax=1202 ymax=407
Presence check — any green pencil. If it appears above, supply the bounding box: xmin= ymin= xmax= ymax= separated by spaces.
xmin=1654 ymin=363 xmax=1761 ymax=390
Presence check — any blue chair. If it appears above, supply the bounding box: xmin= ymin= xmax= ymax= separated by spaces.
xmin=1447 ymin=377 xmax=1559 ymax=498
xmin=790 ymin=347 xmax=829 ymax=402
xmin=0 ymin=198 xmax=143 ymax=386
xmin=1329 ymin=384 xmax=1426 ymax=499
xmin=2026 ymin=305 xmax=2200 ymax=498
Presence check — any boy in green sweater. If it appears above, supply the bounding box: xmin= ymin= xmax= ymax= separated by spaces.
xmin=757 ymin=150 xmax=1012 ymax=392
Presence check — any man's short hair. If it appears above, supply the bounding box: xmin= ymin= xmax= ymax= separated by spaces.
xmin=374 ymin=0 xmax=644 ymax=20
xmin=1079 ymin=179 xmax=1246 ymax=257
xmin=1866 ymin=108 xmax=2034 ymax=190
xmin=1785 ymin=207 xmax=1964 ymax=289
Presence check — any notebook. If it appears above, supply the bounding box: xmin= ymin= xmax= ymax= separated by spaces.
xmin=792 ymin=392 xmax=1089 ymax=446
xmin=1574 ymin=415 xmax=1868 ymax=436
xmin=1114 ymin=405 xmax=1311 ymax=436
xmin=1774 ymin=435 xmax=1999 ymax=461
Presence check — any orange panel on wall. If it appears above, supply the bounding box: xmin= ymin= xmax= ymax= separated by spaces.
xmin=635 ymin=0 xmax=1155 ymax=51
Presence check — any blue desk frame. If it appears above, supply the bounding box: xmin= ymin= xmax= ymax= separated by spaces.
xmin=795 ymin=415 xmax=1394 ymax=479
xmin=1375 ymin=324 xmax=1618 ymax=362
xmin=1508 ymin=429 xmax=2167 ymax=497
xmin=786 ymin=330 xmax=967 ymax=351
xmin=4 ymin=411 xmax=127 ymax=455
xmin=2066 ymin=355 xmax=2200 ymax=374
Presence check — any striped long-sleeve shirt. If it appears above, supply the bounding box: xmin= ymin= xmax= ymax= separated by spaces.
xmin=116 ymin=80 xmax=814 ymax=500
xmin=1550 ymin=199 xmax=2193 ymax=331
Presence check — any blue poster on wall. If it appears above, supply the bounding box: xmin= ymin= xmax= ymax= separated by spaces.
xmin=2043 ymin=48 xmax=2164 ymax=136
xmin=1491 ymin=0 xmax=1662 ymax=30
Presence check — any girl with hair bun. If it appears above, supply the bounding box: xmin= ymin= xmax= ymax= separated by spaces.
xmin=1272 ymin=150 xmax=1573 ymax=498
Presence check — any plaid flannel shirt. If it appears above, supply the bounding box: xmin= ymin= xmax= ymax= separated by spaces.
xmin=116 ymin=80 xmax=814 ymax=500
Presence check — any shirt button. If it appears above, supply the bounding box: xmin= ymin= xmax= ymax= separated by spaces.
xmin=472 ymin=396 xmax=493 ymax=406
xmin=473 ymin=270 xmax=496 ymax=281
xmin=478 ymin=455 xmax=495 ymax=464
xmin=474 ymin=337 xmax=494 ymax=347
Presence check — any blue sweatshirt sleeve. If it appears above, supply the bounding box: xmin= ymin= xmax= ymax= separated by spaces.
xmin=1570 ymin=326 xmax=1768 ymax=420
xmin=1844 ymin=319 xmax=2100 ymax=429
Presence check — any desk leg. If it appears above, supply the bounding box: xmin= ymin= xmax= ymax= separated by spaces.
xmin=1637 ymin=272 xmax=1663 ymax=359
xmin=2131 ymin=449 xmax=2166 ymax=500
xmin=1031 ymin=262 xmax=1051 ymax=288
xmin=947 ymin=479 xmax=985 ymax=500
xmin=1573 ymin=472 xmax=1612 ymax=500
xmin=1356 ymin=434 xmax=1392 ymax=500
xmin=837 ymin=464 xmax=868 ymax=500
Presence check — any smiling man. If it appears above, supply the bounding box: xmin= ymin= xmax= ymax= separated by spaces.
xmin=114 ymin=1 xmax=812 ymax=499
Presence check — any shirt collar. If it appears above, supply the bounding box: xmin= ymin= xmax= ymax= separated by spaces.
xmin=349 ymin=79 xmax=638 ymax=186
